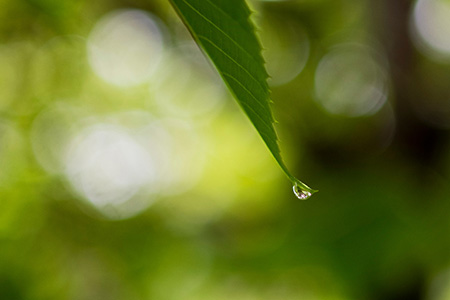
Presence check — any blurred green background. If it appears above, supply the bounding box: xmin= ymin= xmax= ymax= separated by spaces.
xmin=1 ymin=0 xmax=450 ymax=299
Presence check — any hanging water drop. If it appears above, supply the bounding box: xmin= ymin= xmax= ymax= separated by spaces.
xmin=293 ymin=183 xmax=312 ymax=200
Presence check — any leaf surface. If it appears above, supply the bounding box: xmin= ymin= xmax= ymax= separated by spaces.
xmin=169 ymin=0 xmax=316 ymax=196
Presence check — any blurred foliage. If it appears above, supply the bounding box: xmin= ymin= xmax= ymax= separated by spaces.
xmin=1 ymin=0 xmax=450 ymax=299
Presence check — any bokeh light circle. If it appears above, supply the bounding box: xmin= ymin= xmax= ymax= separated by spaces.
xmin=411 ymin=0 xmax=450 ymax=61
xmin=64 ymin=123 xmax=157 ymax=218
xmin=57 ymin=111 xmax=206 ymax=219
xmin=87 ymin=9 xmax=165 ymax=87
xmin=314 ymin=44 xmax=389 ymax=117
xmin=261 ymin=19 xmax=310 ymax=86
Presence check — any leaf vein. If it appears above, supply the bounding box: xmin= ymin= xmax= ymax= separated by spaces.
xmin=220 ymin=71 xmax=272 ymax=119
xmin=178 ymin=0 xmax=264 ymax=76
xmin=197 ymin=35 xmax=267 ymax=96
xmin=222 ymin=72 xmax=275 ymax=133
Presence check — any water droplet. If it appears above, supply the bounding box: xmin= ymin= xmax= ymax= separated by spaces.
xmin=293 ymin=183 xmax=312 ymax=200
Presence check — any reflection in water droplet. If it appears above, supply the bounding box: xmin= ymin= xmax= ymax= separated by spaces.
xmin=293 ymin=183 xmax=312 ymax=200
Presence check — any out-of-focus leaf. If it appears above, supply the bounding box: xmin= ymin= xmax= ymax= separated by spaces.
xmin=169 ymin=0 xmax=316 ymax=197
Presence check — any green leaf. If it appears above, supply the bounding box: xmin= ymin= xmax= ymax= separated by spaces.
xmin=169 ymin=0 xmax=317 ymax=197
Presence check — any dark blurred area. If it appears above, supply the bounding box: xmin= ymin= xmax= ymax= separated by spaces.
xmin=1 ymin=0 xmax=450 ymax=299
